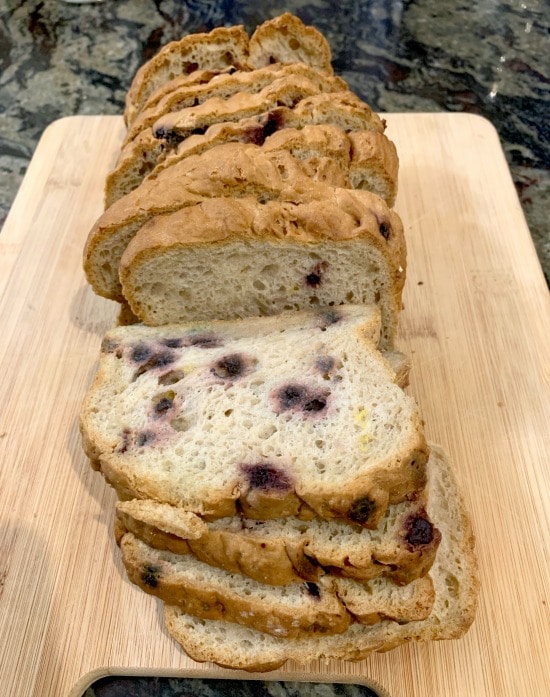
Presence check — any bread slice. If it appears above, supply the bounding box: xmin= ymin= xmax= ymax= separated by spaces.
xmin=107 ymin=91 xmax=385 ymax=208
xmin=151 ymin=83 xmax=383 ymax=143
xmin=119 ymin=531 xmax=435 ymax=639
xmin=124 ymin=62 xmax=348 ymax=146
xmin=163 ymin=445 xmax=479 ymax=671
xmin=87 ymin=144 xmax=401 ymax=307
xmin=125 ymin=25 xmax=250 ymax=126
xmin=80 ymin=305 xmax=428 ymax=525
xmin=115 ymin=484 xmax=439 ymax=586
xmin=89 ymin=146 xmax=328 ymax=301
xmin=125 ymin=13 xmax=334 ymax=126
xmin=248 ymin=13 xmax=334 ymax=75
xmin=147 ymin=126 xmax=398 ymax=207
xmin=118 ymin=188 xmax=406 ymax=349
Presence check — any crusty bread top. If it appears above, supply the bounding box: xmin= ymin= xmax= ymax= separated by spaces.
xmin=125 ymin=13 xmax=335 ymax=126
xmin=248 ymin=12 xmax=333 ymax=74
xmin=151 ymin=77 xmax=352 ymax=141
xmin=125 ymin=25 xmax=250 ymax=126
xmin=86 ymin=143 xmax=402 ymax=302
xmin=125 ymin=62 xmax=348 ymax=146
xmin=119 ymin=180 xmax=405 ymax=278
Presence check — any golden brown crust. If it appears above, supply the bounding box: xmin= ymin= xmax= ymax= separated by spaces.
xmin=125 ymin=25 xmax=250 ymax=125
xmin=249 ymin=12 xmax=333 ymax=75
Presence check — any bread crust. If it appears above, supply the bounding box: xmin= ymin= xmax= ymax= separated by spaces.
xmin=125 ymin=63 xmax=348 ymax=146
xmin=106 ymin=91 xmax=386 ymax=208
xmin=125 ymin=25 xmax=250 ymax=126
xmin=125 ymin=13 xmax=335 ymax=126
xmin=87 ymin=144 xmax=401 ymax=304
xmin=119 ymin=531 xmax=435 ymax=639
xmin=115 ymin=490 xmax=441 ymax=587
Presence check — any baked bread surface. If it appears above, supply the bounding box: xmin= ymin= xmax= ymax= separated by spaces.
xmin=80 ymin=306 xmax=428 ymax=525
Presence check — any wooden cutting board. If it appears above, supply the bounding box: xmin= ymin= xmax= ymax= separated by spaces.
xmin=0 ymin=114 xmax=548 ymax=697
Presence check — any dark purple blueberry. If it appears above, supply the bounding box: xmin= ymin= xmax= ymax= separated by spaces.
xmin=317 ymin=309 xmax=342 ymax=330
xmin=405 ymin=511 xmax=435 ymax=546
xmin=273 ymin=383 xmax=329 ymax=415
xmin=304 ymin=582 xmax=321 ymax=598
xmin=186 ymin=332 xmax=221 ymax=348
xmin=136 ymin=431 xmax=155 ymax=447
xmin=131 ymin=342 xmax=152 ymax=363
xmin=240 ymin=124 xmax=268 ymax=146
xmin=141 ymin=565 xmax=161 ymax=588
xmin=348 ymin=496 xmax=376 ymax=524
xmin=379 ymin=221 xmax=391 ymax=240
xmin=153 ymin=391 xmax=175 ymax=417
xmin=184 ymin=61 xmax=198 ymax=74
xmin=305 ymin=261 xmax=328 ymax=288
xmin=316 ymin=355 xmax=335 ymax=374
xmin=117 ymin=428 xmax=131 ymax=454
xmin=133 ymin=350 xmax=175 ymax=379
xmin=260 ymin=111 xmax=283 ymax=139
xmin=161 ymin=337 xmax=184 ymax=349
xmin=211 ymin=353 xmax=246 ymax=380
xmin=240 ymin=462 xmax=292 ymax=491
xmin=303 ymin=397 xmax=327 ymax=412
xmin=278 ymin=383 xmax=307 ymax=410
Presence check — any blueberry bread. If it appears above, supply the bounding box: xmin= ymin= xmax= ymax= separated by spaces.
xmin=124 ymin=62 xmax=348 ymax=147
xmin=125 ymin=13 xmax=334 ymax=126
xmin=119 ymin=531 xmax=436 ymax=639
xmin=118 ymin=188 xmax=405 ymax=349
xmin=108 ymin=91 xmax=386 ymax=208
xmin=85 ymin=143 xmax=404 ymax=328
xmin=80 ymin=306 xmax=428 ymax=526
xmin=162 ymin=446 xmax=479 ymax=671
xmin=115 ymin=489 xmax=440 ymax=586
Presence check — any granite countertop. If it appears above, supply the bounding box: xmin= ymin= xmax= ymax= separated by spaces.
xmin=0 ymin=2 xmax=548 ymax=696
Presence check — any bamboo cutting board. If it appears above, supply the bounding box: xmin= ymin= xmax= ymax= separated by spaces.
xmin=0 ymin=114 xmax=548 ymax=697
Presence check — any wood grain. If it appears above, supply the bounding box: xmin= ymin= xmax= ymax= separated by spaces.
xmin=0 ymin=114 xmax=548 ymax=697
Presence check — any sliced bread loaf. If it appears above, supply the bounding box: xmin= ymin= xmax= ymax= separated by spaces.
xmin=163 ymin=445 xmax=479 ymax=671
xmin=118 ymin=189 xmax=405 ymax=348
xmin=119 ymin=531 xmax=435 ymax=639
xmin=125 ymin=25 xmax=250 ymax=126
xmin=150 ymin=80 xmax=366 ymax=143
xmin=80 ymin=305 xmax=427 ymax=525
xmin=115 ymin=486 xmax=440 ymax=586
xmin=106 ymin=91 xmax=386 ymax=208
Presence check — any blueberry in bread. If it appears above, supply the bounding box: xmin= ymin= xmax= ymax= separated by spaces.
xmin=162 ymin=445 xmax=479 ymax=671
xmin=80 ymin=306 xmax=428 ymax=526
xmin=124 ymin=62 xmax=348 ymax=147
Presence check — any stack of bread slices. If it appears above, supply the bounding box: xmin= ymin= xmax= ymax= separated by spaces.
xmin=80 ymin=13 xmax=478 ymax=671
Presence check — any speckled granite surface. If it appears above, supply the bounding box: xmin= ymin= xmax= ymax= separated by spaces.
xmin=0 ymin=2 xmax=547 ymax=695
